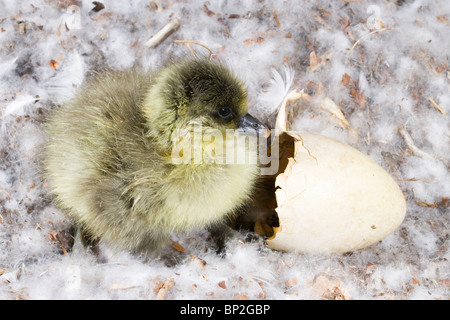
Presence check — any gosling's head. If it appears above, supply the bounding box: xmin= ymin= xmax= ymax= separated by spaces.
xmin=143 ymin=59 xmax=266 ymax=151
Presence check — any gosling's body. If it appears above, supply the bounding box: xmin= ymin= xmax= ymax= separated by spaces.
xmin=44 ymin=60 xmax=261 ymax=254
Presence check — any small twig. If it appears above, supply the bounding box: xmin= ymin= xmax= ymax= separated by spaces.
xmin=350 ymin=28 xmax=390 ymax=51
xmin=398 ymin=126 xmax=436 ymax=160
xmin=145 ymin=18 xmax=180 ymax=48
xmin=173 ymin=40 xmax=214 ymax=58
xmin=416 ymin=200 xmax=438 ymax=208
xmin=273 ymin=10 xmax=280 ymax=28
xmin=318 ymin=97 xmax=358 ymax=136
xmin=365 ymin=131 xmax=371 ymax=145
xmin=155 ymin=277 xmax=175 ymax=300
xmin=428 ymin=97 xmax=447 ymax=115
xmin=185 ymin=43 xmax=196 ymax=56
xmin=347 ymin=28 xmax=395 ymax=61
xmin=395 ymin=177 xmax=424 ymax=182
xmin=110 ymin=284 xmax=137 ymax=290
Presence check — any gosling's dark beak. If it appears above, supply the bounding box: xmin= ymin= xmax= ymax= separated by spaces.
xmin=238 ymin=113 xmax=270 ymax=138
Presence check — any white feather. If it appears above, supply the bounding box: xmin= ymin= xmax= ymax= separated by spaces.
xmin=0 ymin=57 xmax=18 ymax=79
xmin=258 ymin=65 xmax=295 ymax=114
xmin=4 ymin=94 xmax=37 ymax=117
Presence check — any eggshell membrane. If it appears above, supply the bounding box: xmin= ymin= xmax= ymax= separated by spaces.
xmin=266 ymin=131 xmax=407 ymax=253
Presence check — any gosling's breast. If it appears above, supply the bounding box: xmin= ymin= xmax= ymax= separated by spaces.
xmin=161 ymin=163 xmax=259 ymax=230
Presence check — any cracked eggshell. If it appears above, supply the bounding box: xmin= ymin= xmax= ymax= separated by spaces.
xmin=266 ymin=131 xmax=406 ymax=253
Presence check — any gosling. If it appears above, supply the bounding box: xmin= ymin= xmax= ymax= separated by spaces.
xmin=43 ymin=59 xmax=267 ymax=255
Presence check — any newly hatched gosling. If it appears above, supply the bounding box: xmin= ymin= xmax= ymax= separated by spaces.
xmin=44 ymin=59 xmax=267 ymax=255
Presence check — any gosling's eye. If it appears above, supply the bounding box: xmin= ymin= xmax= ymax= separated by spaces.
xmin=218 ymin=107 xmax=232 ymax=119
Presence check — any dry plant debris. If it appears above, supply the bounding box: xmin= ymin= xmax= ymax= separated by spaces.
xmin=155 ymin=277 xmax=175 ymax=300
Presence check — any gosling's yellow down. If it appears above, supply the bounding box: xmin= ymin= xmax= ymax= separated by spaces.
xmin=43 ymin=59 xmax=267 ymax=255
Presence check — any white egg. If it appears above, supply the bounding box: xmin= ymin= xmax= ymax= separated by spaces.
xmin=266 ymin=131 xmax=406 ymax=253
